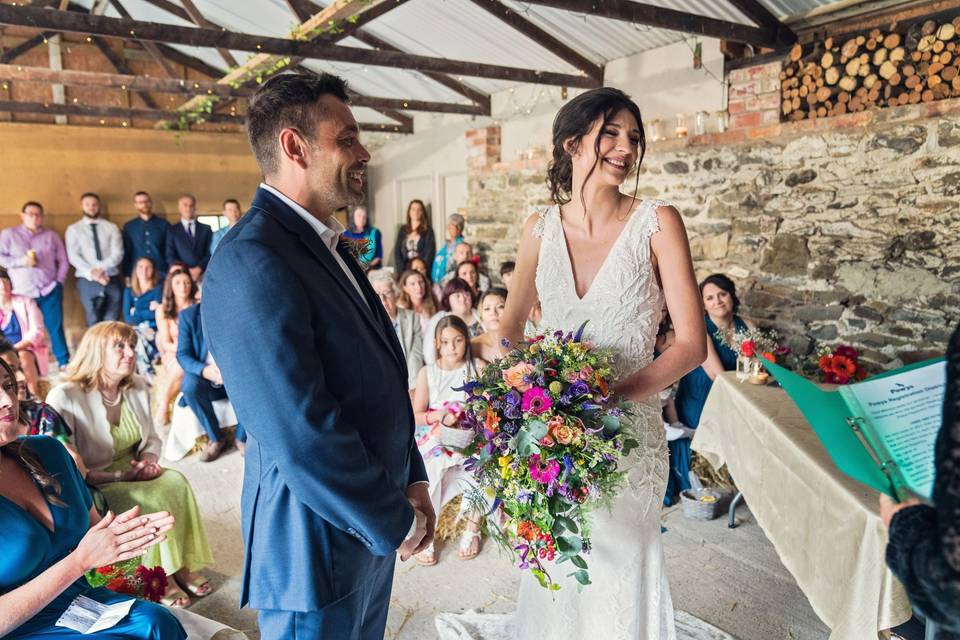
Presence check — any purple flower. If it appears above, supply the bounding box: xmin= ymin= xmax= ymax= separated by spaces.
xmin=529 ymin=454 xmax=561 ymax=484
xmin=521 ymin=387 xmax=553 ymax=415
xmin=501 ymin=421 xmax=520 ymax=435
xmin=569 ymin=379 xmax=590 ymax=397
xmin=607 ymin=407 xmax=623 ymax=417
xmin=505 ymin=389 xmax=522 ymax=406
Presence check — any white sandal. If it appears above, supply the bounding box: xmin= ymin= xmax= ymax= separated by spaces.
xmin=458 ymin=528 xmax=482 ymax=560
xmin=415 ymin=543 xmax=437 ymax=566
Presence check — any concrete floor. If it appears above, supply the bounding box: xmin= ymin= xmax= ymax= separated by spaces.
xmin=170 ymin=447 xmax=831 ymax=640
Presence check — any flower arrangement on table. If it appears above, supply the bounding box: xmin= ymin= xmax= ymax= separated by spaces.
xmin=815 ymin=344 xmax=867 ymax=384
xmin=458 ymin=324 xmax=637 ymax=591
xmin=714 ymin=327 xmax=791 ymax=383
xmin=85 ymin=559 xmax=167 ymax=602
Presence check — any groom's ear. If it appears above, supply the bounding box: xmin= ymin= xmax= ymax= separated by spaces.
xmin=278 ymin=128 xmax=310 ymax=169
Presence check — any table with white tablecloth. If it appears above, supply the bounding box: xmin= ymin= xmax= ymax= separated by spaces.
xmin=693 ymin=372 xmax=912 ymax=640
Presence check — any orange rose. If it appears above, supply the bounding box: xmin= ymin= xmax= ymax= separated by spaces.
xmin=502 ymin=362 xmax=534 ymax=391
xmin=760 ymin=352 xmax=776 ymax=363
xmin=485 ymin=407 xmax=501 ymax=431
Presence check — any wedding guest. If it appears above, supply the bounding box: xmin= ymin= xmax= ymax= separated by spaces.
xmin=46 ymin=321 xmax=215 ymax=609
xmin=0 ymin=201 xmax=70 ymax=369
xmin=472 ymin=287 xmax=507 ymax=363
xmin=407 ymin=256 xmax=430 ymax=280
xmin=0 ymin=360 xmax=183 ymax=638
xmin=164 ymin=194 xmax=212 ymax=283
xmin=397 ymin=268 xmax=436 ymax=333
xmin=669 ymin=274 xmax=752 ymax=504
xmin=424 ymin=277 xmax=483 ymax=366
xmin=210 ymin=198 xmax=243 ymax=254
xmin=439 ymin=241 xmax=490 ymax=293
xmin=457 ymin=260 xmax=483 ymax=301
xmin=65 ymin=193 xmax=124 ymax=326
xmin=412 ymin=315 xmax=486 ymax=564
xmin=123 ymin=257 xmax=163 ymax=380
xmin=155 ymin=266 xmax=197 ymax=425
xmin=177 ymin=288 xmax=245 ymax=462
xmin=500 ymin=260 xmax=516 ymax=290
xmin=881 ymin=322 xmax=960 ymax=638
xmin=394 ymin=199 xmax=436 ymax=272
xmin=431 ymin=213 xmax=464 ymax=283
xmin=0 ymin=267 xmax=49 ymax=396
xmin=369 ymin=270 xmax=423 ymax=390
xmin=122 ymin=191 xmax=168 ymax=277
xmin=343 ymin=205 xmax=383 ymax=270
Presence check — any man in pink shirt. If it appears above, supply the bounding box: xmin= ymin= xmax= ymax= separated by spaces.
xmin=0 ymin=201 xmax=70 ymax=368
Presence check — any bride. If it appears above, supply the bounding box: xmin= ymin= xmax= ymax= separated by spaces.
xmin=490 ymin=87 xmax=706 ymax=639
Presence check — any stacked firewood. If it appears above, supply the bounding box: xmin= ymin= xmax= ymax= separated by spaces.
xmin=781 ymin=15 xmax=960 ymax=120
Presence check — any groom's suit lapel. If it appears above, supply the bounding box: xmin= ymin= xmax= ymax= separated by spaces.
xmin=252 ymin=188 xmax=404 ymax=373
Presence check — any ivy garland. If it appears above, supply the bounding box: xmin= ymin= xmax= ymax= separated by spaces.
xmin=166 ymin=11 xmax=364 ymax=133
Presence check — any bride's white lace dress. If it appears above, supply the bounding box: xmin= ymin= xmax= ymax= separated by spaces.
xmin=512 ymin=200 xmax=676 ymax=640
xmin=436 ymin=199 xmax=677 ymax=640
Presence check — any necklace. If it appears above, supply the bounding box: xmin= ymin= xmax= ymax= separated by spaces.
xmin=101 ymin=390 xmax=122 ymax=407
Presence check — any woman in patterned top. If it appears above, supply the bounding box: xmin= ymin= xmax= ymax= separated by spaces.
xmin=881 ymin=321 xmax=960 ymax=638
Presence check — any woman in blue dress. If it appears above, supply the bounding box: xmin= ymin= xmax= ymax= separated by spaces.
xmin=123 ymin=257 xmax=163 ymax=381
xmin=667 ymin=274 xmax=752 ymax=504
xmin=0 ymin=355 xmax=183 ymax=639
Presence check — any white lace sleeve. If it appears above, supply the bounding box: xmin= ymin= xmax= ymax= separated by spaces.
xmin=531 ymin=205 xmax=553 ymax=239
xmin=639 ymin=199 xmax=673 ymax=242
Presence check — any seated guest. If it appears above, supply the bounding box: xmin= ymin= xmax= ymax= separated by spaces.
xmin=412 ymin=315 xmax=486 ymax=565
xmin=424 ymin=277 xmax=483 ymax=366
xmin=881 ymin=322 xmax=960 ymax=637
xmin=438 ymin=241 xmax=490 ymax=293
xmin=471 ymin=287 xmax=507 ymax=363
xmin=46 ymin=321 xmax=215 ymax=609
xmin=456 ymin=260 xmax=483 ymax=301
xmin=210 ymin=198 xmax=243 ymax=254
xmin=397 ymin=268 xmax=436 ymax=333
xmin=164 ymin=194 xmax=212 ymax=283
xmin=0 ymin=361 xmax=183 ymax=639
xmin=176 ymin=289 xmax=245 ymax=462
xmin=407 ymin=256 xmax=430 ymax=280
xmin=499 ymin=260 xmax=515 ymax=290
xmin=369 ymin=270 xmax=423 ymax=390
xmin=343 ymin=205 xmax=383 ymax=270
xmin=123 ymin=257 xmax=163 ymax=381
xmin=0 ymin=266 xmax=49 ymax=396
xmin=394 ymin=198 xmax=436 ymax=272
xmin=669 ymin=274 xmax=753 ymax=504
xmin=154 ymin=265 xmax=197 ymax=425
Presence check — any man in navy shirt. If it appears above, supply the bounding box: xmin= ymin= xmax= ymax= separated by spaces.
xmin=122 ymin=191 xmax=168 ymax=277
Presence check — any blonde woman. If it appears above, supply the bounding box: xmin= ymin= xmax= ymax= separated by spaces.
xmin=46 ymin=321 xmax=214 ymax=608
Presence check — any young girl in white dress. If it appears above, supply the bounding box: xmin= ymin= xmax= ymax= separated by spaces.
xmin=412 ymin=315 xmax=488 ymax=565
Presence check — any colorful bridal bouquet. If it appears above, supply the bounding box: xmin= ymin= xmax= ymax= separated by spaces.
xmin=85 ymin=559 xmax=167 ymax=602
xmin=815 ymin=344 xmax=867 ymax=384
xmin=458 ymin=324 xmax=637 ymax=590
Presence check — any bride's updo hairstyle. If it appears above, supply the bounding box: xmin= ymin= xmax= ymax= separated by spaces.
xmin=546 ymin=87 xmax=646 ymax=206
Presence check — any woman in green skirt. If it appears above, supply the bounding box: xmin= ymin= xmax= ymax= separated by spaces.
xmin=46 ymin=321 xmax=214 ymax=608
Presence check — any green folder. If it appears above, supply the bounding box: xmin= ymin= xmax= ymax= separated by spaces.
xmin=762 ymin=358 xmax=945 ymax=501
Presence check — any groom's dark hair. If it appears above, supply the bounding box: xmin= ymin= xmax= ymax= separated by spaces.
xmin=246 ymin=72 xmax=350 ymax=176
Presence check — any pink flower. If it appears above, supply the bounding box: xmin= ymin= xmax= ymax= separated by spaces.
xmin=503 ymin=362 xmax=535 ymax=391
xmin=521 ymin=387 xmax=553 ymax=415
xmin=578 ymin=365 xmax=594 ymax=380
xmin=529 ymin=454 xmax=561 ymax=484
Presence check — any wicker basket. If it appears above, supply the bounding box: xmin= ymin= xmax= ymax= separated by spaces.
xmin=436 ymin=425 xmax=474 ymax=450
xmin=680 ymin=487 xmax=732 ymax=521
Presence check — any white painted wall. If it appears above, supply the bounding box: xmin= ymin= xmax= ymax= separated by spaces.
xmin=367 ymin=38 xmax=727 ymax=265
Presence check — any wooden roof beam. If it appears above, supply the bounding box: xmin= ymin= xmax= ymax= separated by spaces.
xmin=106 ymin=0 xmax=177 ymax=77
xmin=0 ymin=64 xmax=489 ymax=114
xmin=0 ymin=4 xmax=598 ymax=87
xmin=726 ymin=0 xmax=797 ymax=45
xmin=178 ymin=0 xmax=238 ymax=68
xmin=517 ymin=0 xmax=783 ymax=48
xmin=466 ymin=0 xmax=603 ymax=82
xmin=90 ymin=35 xmax=159 ymax=109
xmin=0 ymin=99 xmax=412 ymax=132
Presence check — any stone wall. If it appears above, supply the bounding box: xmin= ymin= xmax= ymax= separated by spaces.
xmin=463 ymin=97 xmax=960 ymax=368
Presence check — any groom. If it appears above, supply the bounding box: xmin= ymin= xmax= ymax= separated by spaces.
xmin=203 ymin=72 xmax=434 ymax=639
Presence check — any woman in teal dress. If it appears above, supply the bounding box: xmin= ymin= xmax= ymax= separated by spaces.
xmin=46 ymin=321 xmax=215 ymax=608
xmin=0 ymin=356 xmax=183 ymax=639
xmin=667 ymin=274 xmax=751 ymax=504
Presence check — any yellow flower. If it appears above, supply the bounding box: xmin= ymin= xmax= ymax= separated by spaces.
xmin=548 ymin=381 xmax=563 ymax=395
xmin=498 ymin=455 xmax=513 ymax=468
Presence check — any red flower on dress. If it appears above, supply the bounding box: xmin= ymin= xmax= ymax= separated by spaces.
xmin=135 ymin=566 xmax=168 ymax=603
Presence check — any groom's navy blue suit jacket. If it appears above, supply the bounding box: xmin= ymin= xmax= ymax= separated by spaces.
xmin=202 ymin=187 xmax=427 ymax=612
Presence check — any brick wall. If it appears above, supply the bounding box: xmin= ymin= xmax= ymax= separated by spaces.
xmin=727 ymin=61 xmax=781 ymax=130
